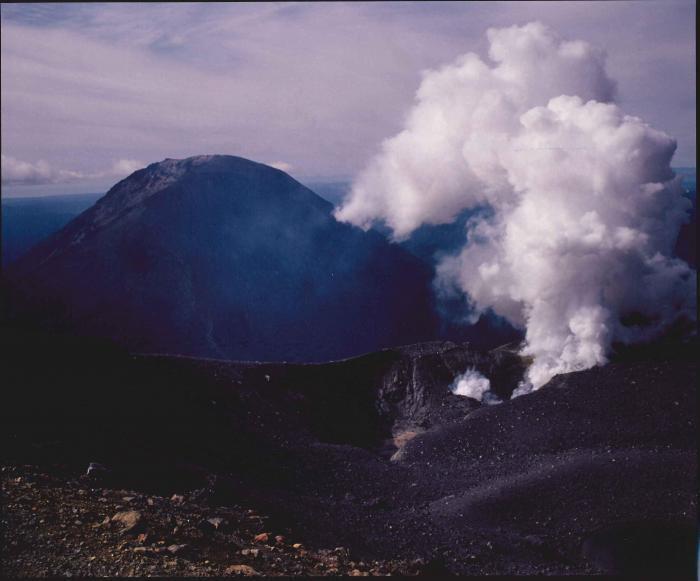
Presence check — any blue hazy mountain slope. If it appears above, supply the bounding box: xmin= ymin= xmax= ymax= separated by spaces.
xmin=304 ymin=181 xmax=350 ymax=206
xmin=4 ymin=168 xmax=694 ymax=269
xmin=6 ymin=156 xmax=438 ymax=362
xmin=674 ymin=168 xmax=697 ymax=267
xmin=2 ymin=183 xmax=351 ymax=269
xmin=4 ymin=167 xmax=692 ymax=354
xmin=675 ymin=167 xmax=696 ymax=193
xmin=1 ymin=193 xmax=103 ymax=267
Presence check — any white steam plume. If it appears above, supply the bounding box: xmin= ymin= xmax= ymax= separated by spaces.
xmin=450 ymin=368 xmax=501 ymax=405
xmin=335 ymin=22 xmax=696 ymax=390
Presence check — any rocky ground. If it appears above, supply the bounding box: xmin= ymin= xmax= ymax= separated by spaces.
xmin=1 ymin=465 xmax=422 ymax=577
xmin=1 ymin=329 xmax=697 ymax=577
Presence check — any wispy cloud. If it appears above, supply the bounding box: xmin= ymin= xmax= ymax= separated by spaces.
xmin=0 ymin=2 xmax=695 ymax=195
xmin=109 ymin=159 xmax=143 ymax=176
xmin=268 ymin=161 xmax=294 ymax=173
xmin=1 ymin=155 xmax=84 ymax=186
xmin=1 ymin=155 xmax=143 ymax=186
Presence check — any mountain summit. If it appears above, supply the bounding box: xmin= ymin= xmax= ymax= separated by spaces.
xmin=7 ymin=155 xmax=437 ymax=361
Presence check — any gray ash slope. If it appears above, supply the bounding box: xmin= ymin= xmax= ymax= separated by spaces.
xmin=2 ymin=329 xmax=696 ymax=576
xmin=5 ymin=155 xmax=439 ymax=362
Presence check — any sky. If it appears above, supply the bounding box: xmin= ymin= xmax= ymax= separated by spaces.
xmin=1 ymin=1 xmax=696 ymax=197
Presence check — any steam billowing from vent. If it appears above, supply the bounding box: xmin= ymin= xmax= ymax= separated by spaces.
xmin=451 ymin=368 xmax=501 ymax=404
xmin=335 ymin=22 xmax=696 ymax=391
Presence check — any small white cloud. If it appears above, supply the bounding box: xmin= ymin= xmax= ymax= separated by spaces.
xmin=1 ymin=155 xmax=145 ymax=186
xmin=268 ymin=161 xmax=293 ymax=173
xmin=1 ymin=154 xmax=84 ymax=185
xmin=110 ymin=158 xmax=144 ymax=176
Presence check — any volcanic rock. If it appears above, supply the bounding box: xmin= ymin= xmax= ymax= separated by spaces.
xmin=224 ymin=564 xmax=259 ymax=576
xmin=204 ymin=517 xmax=226 ymax=531
xmin=166 ymin=544 xmax=188 ymax=556
xmin=110 ymin=511 xmax=143 ymax=535
xmin=0 ymin=328 xmax=695 ymax=575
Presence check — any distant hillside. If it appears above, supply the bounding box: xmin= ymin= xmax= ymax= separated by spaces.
xmin=5 ymin=155 xmax=438 ymax=362
xmin=1 ymin=193 xmax=102 ymax=267
xmin=304 ymin=181 xmax=350 ymax=206
xmin=3 ymin=166 xmax=693 ymax=350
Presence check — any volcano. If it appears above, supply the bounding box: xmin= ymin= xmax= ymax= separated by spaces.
xmin=2 ymin=154 xmax=695 ymax=577
xmin=5 ymin=155 xmax=437 ymax=361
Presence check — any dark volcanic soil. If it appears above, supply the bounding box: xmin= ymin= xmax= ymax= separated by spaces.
xmin=1 ymin=328 xmax=697 ymax=577
xmin=1 ymin=465 xmax=421 ymax=577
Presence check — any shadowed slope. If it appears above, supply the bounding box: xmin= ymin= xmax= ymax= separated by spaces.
xmin=1 ymin=328 xmax=695 ymax=575
xmin=6 ymin=155 xmax=437 ymax=361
